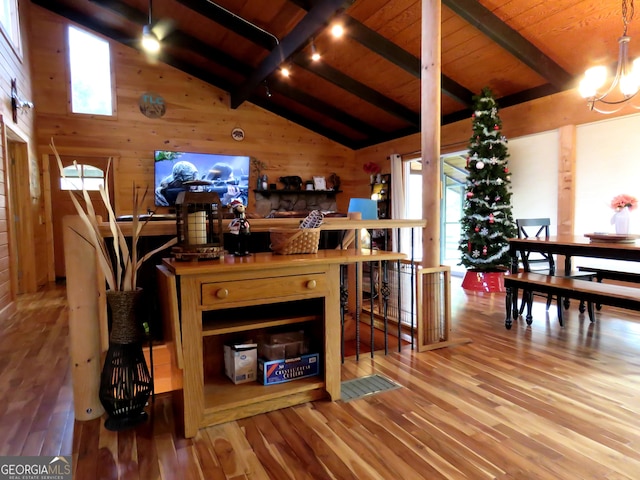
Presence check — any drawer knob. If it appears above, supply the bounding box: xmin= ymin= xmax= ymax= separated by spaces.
xmin=216 ymin=288 xmax=229 ymax=299
xmin=306 ymin=280 xmax=317 ymax=289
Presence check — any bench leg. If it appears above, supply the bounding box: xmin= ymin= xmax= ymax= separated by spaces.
xmin=517 ymin=288 xmax=526 ymax=317
xmin=557 ymin=297 xmax=564 ymax=327
xmin=525 ymin=291 xmax=533 ymax=325
xmin=505 ymin=286 xmax=513 ymax=329
xmin=579 ymin=300 xmax=586 ymax=313
xmin=587 ymin=301 xmax=595 ymax=322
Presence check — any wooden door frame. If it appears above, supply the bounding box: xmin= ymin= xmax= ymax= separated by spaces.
xmin=5 ymin=126 xmax=32 ymax=296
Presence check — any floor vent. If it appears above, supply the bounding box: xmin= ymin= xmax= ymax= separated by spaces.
xmin=340 ymin=374 xmax=401 ymax=402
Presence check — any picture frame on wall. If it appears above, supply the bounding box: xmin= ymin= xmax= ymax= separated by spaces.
xmin=313 ymin=176 xmax=326 ymax=190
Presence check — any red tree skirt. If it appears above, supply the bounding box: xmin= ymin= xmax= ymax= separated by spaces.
xmin=461 ymin=269 xmax=508 ymax=293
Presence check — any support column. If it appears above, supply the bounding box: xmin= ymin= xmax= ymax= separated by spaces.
xmin=421 ymin=0 xmax=442 ymax=267
xmin=558 ymin=125 xmax=577 ymax=271
xmin=64 ymin=215 xmax=105 ymax=420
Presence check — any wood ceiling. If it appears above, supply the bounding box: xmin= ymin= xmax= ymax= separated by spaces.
xmin=32 ymin=0 xmax=630 ymax=149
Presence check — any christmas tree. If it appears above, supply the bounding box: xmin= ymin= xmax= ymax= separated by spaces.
xmin=458 ymin=87 xmax=516 ymax=271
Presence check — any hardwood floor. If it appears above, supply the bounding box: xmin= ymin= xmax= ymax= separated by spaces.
xmin=2 ymin=278 xmax=640 ymax=479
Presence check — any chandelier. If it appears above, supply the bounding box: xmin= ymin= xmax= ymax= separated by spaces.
xmin=579 ymin=0 xmax=640 ymax=113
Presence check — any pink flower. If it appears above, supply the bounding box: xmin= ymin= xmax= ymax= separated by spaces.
xmin=363 ymin=162 xmax=381 ymax=175
xmin=611 ymin=194 xmax=638 ymax=211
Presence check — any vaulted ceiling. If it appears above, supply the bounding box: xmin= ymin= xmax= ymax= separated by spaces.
xmin=32 ymin=0 xmax=630 ymax=149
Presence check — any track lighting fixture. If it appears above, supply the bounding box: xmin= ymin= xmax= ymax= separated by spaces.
xmin=311 ymin=40 xmax=320 ymax=61
xmin=280 ymin=65 xmax=291 ymax=77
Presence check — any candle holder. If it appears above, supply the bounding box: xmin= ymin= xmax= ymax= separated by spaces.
xmin=172 ymin=182 xmax=224 ymax=261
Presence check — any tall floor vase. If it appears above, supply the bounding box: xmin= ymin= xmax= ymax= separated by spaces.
xmin=99 ymin=289 xmax=152 ymax=431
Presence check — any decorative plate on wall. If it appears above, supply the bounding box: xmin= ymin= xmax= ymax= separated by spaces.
xmin=231 ymin=127 xmax=245 ymax=141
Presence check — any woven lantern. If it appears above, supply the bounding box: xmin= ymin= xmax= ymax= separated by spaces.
xmin=172 ymin=183 xmax=224 ymax=261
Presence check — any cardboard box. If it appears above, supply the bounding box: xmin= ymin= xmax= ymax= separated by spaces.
xmin=258 ymin=353 xmax=320 ymax=385
xmin=224 ymin=343 xmax=257 ymax=384
xmin=257 ymin=330 xmax=308 ymax=361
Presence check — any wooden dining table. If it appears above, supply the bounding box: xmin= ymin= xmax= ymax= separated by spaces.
xmin=508 ymin=235 xmax=640 ymax=275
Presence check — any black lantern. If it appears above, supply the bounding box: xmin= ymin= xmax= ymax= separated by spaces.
xmin=172 ymin=183 xmax=224 ymax=261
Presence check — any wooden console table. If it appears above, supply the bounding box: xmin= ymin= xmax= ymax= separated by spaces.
xmin=160 ymin=249 xmax=405 ymax=438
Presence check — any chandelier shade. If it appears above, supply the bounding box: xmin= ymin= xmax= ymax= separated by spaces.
xmin=579 ymin=0 xmax=640 ymax=113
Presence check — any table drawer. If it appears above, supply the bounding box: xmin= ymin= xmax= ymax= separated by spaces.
xmin=201 ymin=273 xmax=327 ymax=306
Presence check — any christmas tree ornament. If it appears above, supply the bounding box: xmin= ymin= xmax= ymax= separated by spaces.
xmin=476 ymin=161 xmax=485 ymax=169
xmin=489 ymin=213 xmax=495 ymax=223
xmin=494 ymin=125 xmax=499 ymax=130
xmin=482 ymin=245 xmax=488 ymax=255
xmin=475 ymin=225 xmax=480 ymax=232
xmin=466 ymin=191 xmax=474 ymax=198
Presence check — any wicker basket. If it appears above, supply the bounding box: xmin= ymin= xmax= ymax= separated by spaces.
xmin=269 ymin=227 xmax=321 ymax=255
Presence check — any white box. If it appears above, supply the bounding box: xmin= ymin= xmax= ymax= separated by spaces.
xmin=224 ymin=343 xmax=257 ymax=384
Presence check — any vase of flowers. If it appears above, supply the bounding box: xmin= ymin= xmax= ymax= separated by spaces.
xmin=363 ymin=161 xmax=381 ymax=184
xmin=610 ymin=194 xmax=638 ymax=234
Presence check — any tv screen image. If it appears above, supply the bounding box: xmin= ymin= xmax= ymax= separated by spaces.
xmin=154 ymin=151 xmax=250 ymax=208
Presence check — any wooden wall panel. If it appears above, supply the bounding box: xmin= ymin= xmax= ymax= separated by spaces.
xmin=0 ymin=0 xmax=41 ymax=314
xmin=29 ymin=6 xmax=357 ymax=223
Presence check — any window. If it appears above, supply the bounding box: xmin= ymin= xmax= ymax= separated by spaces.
xmin=0 ymin=0 xmax=21 ymax=54
xmin=67 ymin=25 xmax=114 ymax=116
xmin=60 ymin=164 xmax=105 ymax=192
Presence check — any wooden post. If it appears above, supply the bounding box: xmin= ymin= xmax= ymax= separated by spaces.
xmin=421 ymin=0 xmax=442 ymax=267
xmin=63 ymin=215 xmax=105 ymax=420
xmin=558 ymin=125 xmax=577 ymax=272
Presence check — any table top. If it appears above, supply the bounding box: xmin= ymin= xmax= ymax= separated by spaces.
xmin=162 ymin=249 xmax=407 ymax=276
xmin=508 ymin=235 xmax=640 ymax=262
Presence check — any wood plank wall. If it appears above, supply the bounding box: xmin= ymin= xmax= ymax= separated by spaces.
xmin=29 ymin=5 xmax=358 ymax=226
xmin=0 ymin=0 xmax=39 ymax=315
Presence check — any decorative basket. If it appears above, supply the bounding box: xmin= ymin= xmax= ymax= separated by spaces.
xmin=270 ymin=227 xmax=321 ymax=255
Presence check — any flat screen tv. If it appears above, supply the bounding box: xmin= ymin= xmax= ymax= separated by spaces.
xmin=154 ymin=150 xmax=250 ymax=208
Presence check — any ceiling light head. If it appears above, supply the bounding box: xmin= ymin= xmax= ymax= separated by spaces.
xmin=331 ymin=24 xmax=344 ymax=38
xmin=142 ymin=24 xmax=160 ymax=53
xmin=280 ymin=65 xmax=291 ymax=77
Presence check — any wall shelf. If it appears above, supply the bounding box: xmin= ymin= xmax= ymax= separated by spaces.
xmin=254 ymin=189 xmax=341 ymax=197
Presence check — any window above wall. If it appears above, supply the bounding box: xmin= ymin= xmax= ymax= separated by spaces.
xmin=67 ymin=25 xmax=114 ymax=116
xmin=0 ymin=0 xmax=22 ymax=56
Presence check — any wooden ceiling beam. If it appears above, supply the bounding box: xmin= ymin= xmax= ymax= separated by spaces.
xmin=267 ymin=77 xmax=386 ymax=137
xmin=230 ymin=0 xmax=354 ymax=109
xmin=248 ymin=95 xmax=360 ymax=148
xmin=443 ymin=0 xmax=572 ymax=89
xmin=295 ymin=55 xmax=419 ymax=126
xmin=341 ymin=16 xmax=473 ymax=107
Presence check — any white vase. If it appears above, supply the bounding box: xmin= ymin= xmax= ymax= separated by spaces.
xmin=612 ymin=206 xmax=630 ymax=234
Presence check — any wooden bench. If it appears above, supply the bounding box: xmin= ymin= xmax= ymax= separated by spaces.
xmin=504 ymin=272 xmax=640 ymax=329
